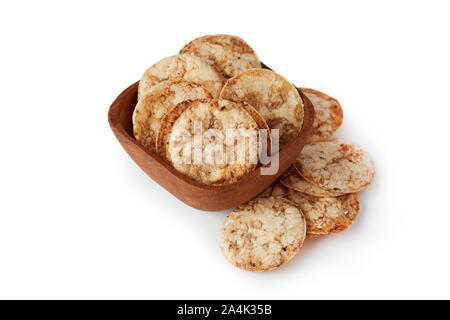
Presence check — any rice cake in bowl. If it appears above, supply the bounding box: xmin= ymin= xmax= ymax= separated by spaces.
xmin=295 ymin=139 xmax=375 ymax=194
xmin=301 ymin=88 xmax=343 ymax=143
xmin=138 ymin=54 xmax=225 ymax=98
xmin=220 ymin=68 xmax=304 ymax=150
xmin=180 ymin=34 xmax=261 ymax=79
xmin=219 ymin=196 xmax=306 ymax=271
xmin=280 ymin=166 xmax=343 ymax=197
xmin=156 ymin=99 xmax=262 ymax=186
xmin=133 ymin=79 xmax=212 ymax=152
xmin=286 ymin=188 xmax=359 ymax=236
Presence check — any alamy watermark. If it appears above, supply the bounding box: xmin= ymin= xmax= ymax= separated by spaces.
xmin=168 ymin=121 xmax=279 ymax=175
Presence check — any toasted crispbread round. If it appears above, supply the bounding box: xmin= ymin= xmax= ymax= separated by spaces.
xmin=295 ymin=139 xmax=375 ymax=194
xmin=133 ymin=80 xmax=212 ymax=152
xmin=156 ymin=99 xmax=261 ymax=185
xmin=220 ymin=68 xmax=304 ymax=149
xmin=220 ymin=196 xmax=306 ymax=271
xmin=279 ymin=166 xmax=343 ymax=197
xmin=301 ymin=88 xmax=343 ymax=143
xmin=286 ymin=188 xmax=359 ymax=235
xmin=138 ymin=54 xmax=225 ymax=98
xmin=180 ymin=34 xmax=261 ymax=79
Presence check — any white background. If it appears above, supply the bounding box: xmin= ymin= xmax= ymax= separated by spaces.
xmin=1 ymin=0 xmax=449 ymax=299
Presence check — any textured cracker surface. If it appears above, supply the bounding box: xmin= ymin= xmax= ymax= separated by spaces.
xmin=220 ymin=69 xmax=304 ymax=149
xmin=296 ymin=139 xmax=375 ymax=193
xmin=286 ymin=189 xmax=359 ymax=235
xmin=220 ymin=196 xmax=306 ymax=271
xmin=280 ymin=166 xmax=343 ymax=197
xmin=301 ymin=88 xmax=343 ymax=143
xmin=156 ymin=99 xmax=260 ymax=185
xmin=180 ymin=34 xmax=261 ymax=79
xmin=132 ymin=80 xmax=212 ymax=152
xmin=138 ymin=54 xmax=225 ymax=98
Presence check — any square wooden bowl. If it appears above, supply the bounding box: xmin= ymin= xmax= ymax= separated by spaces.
xmin=108 ymin=67 xmax=314 ymax=211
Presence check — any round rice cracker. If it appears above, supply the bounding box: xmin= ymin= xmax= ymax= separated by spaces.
xmin=220 ymin=68 xmax=304 ymax=149
xmin=156 ymin=99 xmax=262 ymax=186
xmin=180 ymin=34 xmax=261 ymax=79
xmin=301 ymin=88 xmax=343 ymax=143
xmin=295 ymin=139 xmax=375 ymax=194
xmin=138 ymin=54 xmax=225 ymax=99
xmin=133 ymin=79 xmax=212 ymax=152
xmin=220 ymin=196 xmax=306 ymax=271
xmin=279 ymin=166 xmax=343 ymax=197
xmin=286 ymin=188 xmax=360 ymax=236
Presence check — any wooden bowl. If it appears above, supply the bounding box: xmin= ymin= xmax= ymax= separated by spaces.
xmin=108 ymin=71 xmax=314 ymax=211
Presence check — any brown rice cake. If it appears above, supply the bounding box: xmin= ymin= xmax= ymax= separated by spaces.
xmin=138 ymin=54 xmax=225 ymax=98
xmin=295 ymin=139 xmax=375 ymax=194
xmin=286 ymin=188 xmax=359 ymax=236
xmin=156 ymin=99 xmax=260 ymax=185
xmin=220 ymin=196 xmax=306 ymax=271
xmin=133 ymin=79 xmax=212 ymax=152
xmin=306 ymin=233 xmax=321 ymax=239
xmin=220 ymin=68 xmax=304 ymax=149
xmin=180 ymin=34 xmax=261 ymax=79
xmin=301 ymin=88 xmax=343 ymax=143
xmin=279 ymin=166 xmax=343 ymax=197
